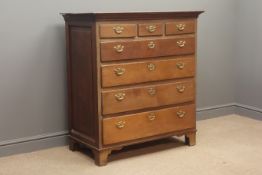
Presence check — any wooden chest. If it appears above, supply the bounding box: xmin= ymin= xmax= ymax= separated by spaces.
xmin=62 ymin=11 xmax=203 ymax=166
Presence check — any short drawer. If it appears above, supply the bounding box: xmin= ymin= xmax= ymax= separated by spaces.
xmin=102 ymin=79 xmax=195 ymax=115
xmin=166 ymin=20 xmax=196 ymax=35
xmin=99 ymin=24 xmax=137 ymax=38
xmin=100 ymin=37 xmax=195 ymax=61
xmin=103 ymin=104 xmax=196 ymax=145
xmin=138 ymin=23 xmax=163 ymax=36
xmin=101 ymin=55 xmax=195 ymax=87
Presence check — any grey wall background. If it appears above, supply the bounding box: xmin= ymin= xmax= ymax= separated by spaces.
xmin=235 ymin=0 xmax=262 ymax=110
xmin=0 ymin=0 xmax=259 ymax=152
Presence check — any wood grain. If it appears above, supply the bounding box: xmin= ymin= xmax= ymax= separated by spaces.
xmin=62 ymin=11 xmax=203 ymax=166
xmin=102 ymin=79 xmax=195 ymax=115
xmin=101 ymin=55 xmax=195 ymax=87
xmin=68 ymin=26 xmax=98 ymax=145
xmin=103 ymin=104 xmax=196 ymax=145
xmin=62 ymin=11 xmax=204 ymax=22
xmin=166 ymin=19 xmax=196 ymax=35
xmin=138 ymin=23 xmax=163 ymax=36
xmin=99 ymin=24 xmax=137 ymax=38
xmin=100 ymin=36 xmax=195 ymax=61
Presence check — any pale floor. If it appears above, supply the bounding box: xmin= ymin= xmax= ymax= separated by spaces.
xmin=0 ymin=115 xmax=262 ymax=175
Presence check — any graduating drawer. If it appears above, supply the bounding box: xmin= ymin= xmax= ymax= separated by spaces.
xmin=100 ymin=36 xmax=195 ymax=61
xmin=138 ymin=23 xmax=163 ymax=36
xmin=101 ymin=55 xmax=195 ymax=87
xmin=99 ymin=24 xmax=137 ymax=38
xmin=103 ymin=104 xmax=195 ymax=145
xmin=102 ymin=79 xmax=195 ymax=115
xmin=166 ymin=20 xmax=196 ymax=35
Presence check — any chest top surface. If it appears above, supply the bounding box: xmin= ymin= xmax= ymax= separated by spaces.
xmin=62 ymin=11 xmax=204 ymax=21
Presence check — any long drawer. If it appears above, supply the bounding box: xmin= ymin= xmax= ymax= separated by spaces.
xmin=101 ymin=55 xmax=195 ymax=87
xmin=103 ymin=104 xmax=196 ymax=145
xmin=102 ymin=79 xmax=195 ymax=115
xmin=100 ymin=36 xmax=195 ymax=61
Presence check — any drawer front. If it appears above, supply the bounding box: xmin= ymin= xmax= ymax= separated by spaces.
xmin=102 ymin=79 xmax=195 ymax=115
xmin=138 ymin=23 xmax=163 ymax=36
xmin=100 ymin=37 xmax=195 ymax=61
xmin=103 ymin=104 xmax=196 ymax=145
xmin=166 ymin=20 xmax=196 ymax=35
xmin=102 ymin=56 xmax=195 ymax=87
xmin=99 ymin=24 xmax=137 ymax=38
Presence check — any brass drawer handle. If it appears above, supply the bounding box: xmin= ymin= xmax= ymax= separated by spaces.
xmin=176 ymin=62 xmax=185 ymax=70
xmin=115 ymin=92 xmax=126 ymax=101
xmin=177 ymin=110 xmax=186 ymax=118
xmin=177 ymin=40 xmax=186 ymax=48
xmin=146 ymin=25 xmax=156 ymax=33
xmin=148 ymin=113 xmax=156 ymax=121
xmin=176 ymin=85 xmax=186 ymax=93
xmin=147 ymin=63 xmax=156 ymax=71
xmin=116 ymin=121 xmax=126 ymax=129
xmin=113 ymin=26 xmax=124 ymax=34
xmin=176 ymin=24 xmax=186 ymax=31
xmin=114 ymin=44 xmax=124 ymax=53
xmin=114 ymin=67 xmax=125 ymax=76
xmin=148 ymin=87 xmax=156 ymax=96
xmin=148 ymin=41 xmax=156 ymax=49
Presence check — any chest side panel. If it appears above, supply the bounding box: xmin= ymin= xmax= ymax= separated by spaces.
xmin=67 ymin=23 xmax=99 ymax=147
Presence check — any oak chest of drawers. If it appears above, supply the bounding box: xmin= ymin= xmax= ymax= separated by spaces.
xmin=62 ymin=11 xmax=203 ymax=166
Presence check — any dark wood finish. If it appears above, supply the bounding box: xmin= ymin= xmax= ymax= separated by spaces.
xmin=69 ymin=138 xmax=79 ymax=151
xmin=69 ymin=26 xmax=98 ymax=145
xmin=103 ymin=128 xmax=196 ymax=150
xmin=70 ymin=26 xmax=95 ymax=139
xmin=92 ymin=149 xmax=112 ymax=166
xmin=101 ymin=55 xmax=195 ymax=87
xmin=102 ymin=79 xmax=195 ymax=115
xmin=185 ymin=132 xmax=196 ymax=146
xmin=100 ymin=36 xmax=195 ymax=61
xmin=99 ymin=24 xmax=137 ymax=38
xmin=64 ymin=19 xmax=100 ymax=150
xmin=138 ymin=23 xmax=163 ymax=36
xmin=103 ymin=104 xmax=195 ymax=145
xmin=62 ymin=11 xmax=204 ymax=22
xmin=166 ymin=19 xmax=196 ymax=35
xmin=62 ymin=11 xmax=202 ymax=166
